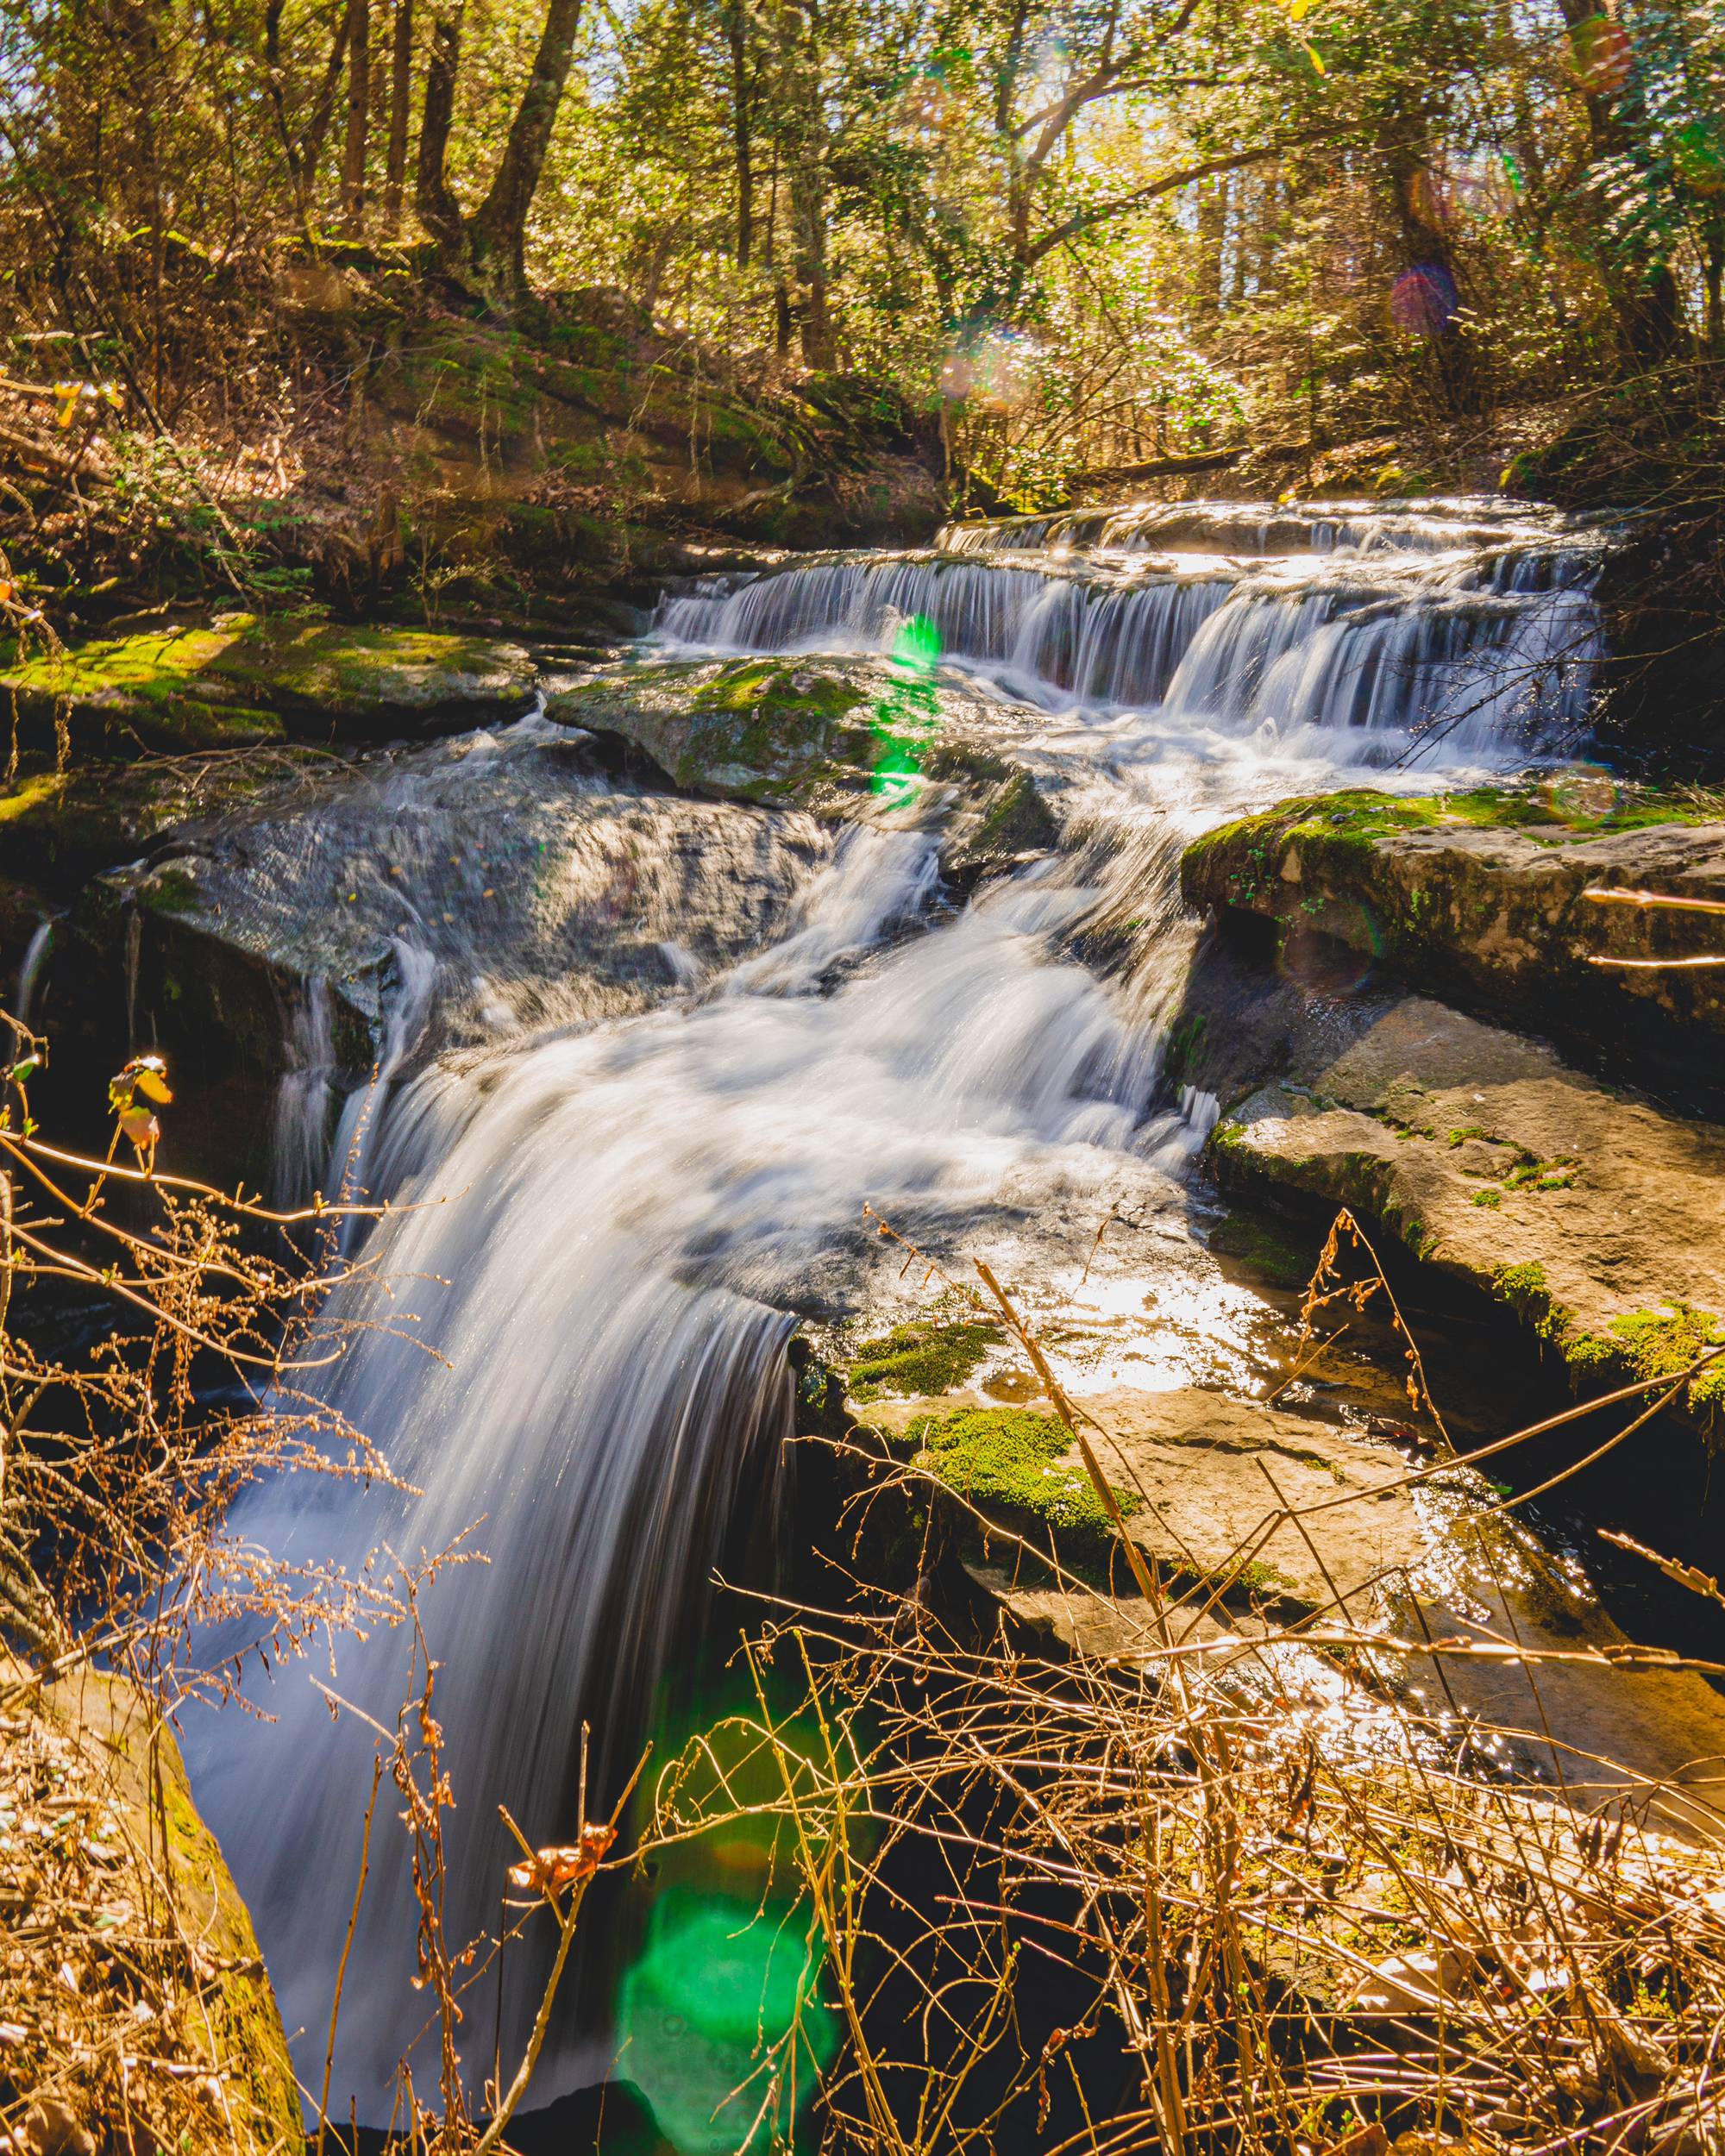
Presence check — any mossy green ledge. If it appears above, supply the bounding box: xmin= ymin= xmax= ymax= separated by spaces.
xmin=856 ymin=1383 xmax=1429 ymax=1620
xmin=0 ymin=612 xmax=536 ymax=754
xmin=1206 ymin=995 xmax=1725 ymax=1437
xmin=1180 ymin=781 xmax=1725 ymax=1062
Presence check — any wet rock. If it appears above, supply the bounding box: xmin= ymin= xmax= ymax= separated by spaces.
xmin=1180 ymin=782 xmax=1725 ymax=1085
xmin=0 ymin=613 xmax=536 ymax=756
xmin=77 ymin=719 xmax=831 ymax=1088
xmin=0 ymin=748 xmax=333 ymax=893
xmin=544 ymin=655 xmax=1057 ymax=881
xmin=1205 ymin=995 xmax=1725 ymax=1435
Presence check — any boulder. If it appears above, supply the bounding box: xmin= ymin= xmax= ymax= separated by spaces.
xmin=545 ymin=655 xmax=1057 ymax=883
xmin=1180 ymin=782 xmax=1725 ymax=1087
xmin=0 ymin=1664 xmax=299 ymax=2155
xmin=72 ymin=719 xmax=830 ymax=1090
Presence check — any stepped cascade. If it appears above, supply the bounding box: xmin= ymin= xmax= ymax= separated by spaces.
xmin=188 ymin=496 xmax=1643 ymax=2120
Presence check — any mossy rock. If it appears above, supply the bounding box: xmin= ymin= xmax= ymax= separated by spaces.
xmin=1180 ymin=779 xmax=1725 ymax=1075
xmin=0 ymin=747 xmax=331 ymax=892
xmin=547 ymin=656 xmax=877 ymax=807
xmin=1527 ymin=1286 xmax=1725 ymax=1433
xmin=0 ymin=613 xmax=536 ymax=754
xmin=29 ymin=1670 xmax=301 ymax=2154
xmin=546 ymin=655 xmax=1056 ymax=879
xmin=906 ymin=1404 xmax=1139 ymax=1555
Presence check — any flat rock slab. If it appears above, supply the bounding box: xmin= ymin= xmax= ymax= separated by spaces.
xmin=862 ymin=1382 xmax=1427 ymax=1617
xmin=1181 ymin=786 xmax=1725 ymax=1075
xmin=1209 ymin=994 xmax=1725 ymax=1428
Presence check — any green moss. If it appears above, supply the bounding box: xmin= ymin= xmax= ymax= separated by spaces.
xmin=1569 ymin=1302 xmax=1725 ymax=1426
xmin=0 ymin=769 xmax=66 ymax=823
xmin=0 ymin=614 xmax=530 ymax=745
xmin=1208 ymin=1209 xmax=1316 ymax=1289
xmin=908 ymin=1405 xmax=1139 ymax=1551
xmin=846 ymin=1315 xmax=1006 ymax=1401
xmin=1492 ymin=1261 xmax=1575 ymax=1344
xmin=691 ymin=658 xmax=869 ymax=726
xmin=1182 ymin=779 xmax=1722 ymax=912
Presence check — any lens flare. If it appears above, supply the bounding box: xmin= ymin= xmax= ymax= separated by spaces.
xmin=1389 ymin=264 xmax=1459 ymax=336
xmin=1568 ymin=14 xmax=1631 ymax=95
xmin=871 ymin=614 xmax=944 ymax=801
xmin=618 ymin=1890 xmax=837 ymax=2155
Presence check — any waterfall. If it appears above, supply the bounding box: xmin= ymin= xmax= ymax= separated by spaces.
xmin=938 ymin=494 xmax=1607 ymax=565
xmin=273 ymin=976 xmax=337 ymax=1207
xmin=195 ymin=819 xmax=1198 ymax=2112
xmin=191 ymin=492 xmax=1616 ymax=2129
xmin=660 ymin=498 xmax=1603 ymax=760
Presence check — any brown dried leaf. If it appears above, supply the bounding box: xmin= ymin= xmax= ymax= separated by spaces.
xmin=505 ymin=1821 xmax=616 ymax=1896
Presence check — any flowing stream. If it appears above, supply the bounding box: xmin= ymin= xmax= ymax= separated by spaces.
xmin=188 ymin=494 xmax=1712 ymax=2127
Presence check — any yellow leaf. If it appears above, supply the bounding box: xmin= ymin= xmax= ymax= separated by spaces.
xmin=118 ymin=1105 xmax=160 ymax=1149
xmin=133 ymin=1068 xmax=173 ymax=1106
xmin=1307 ymin=40 xmax=1326 ymax=69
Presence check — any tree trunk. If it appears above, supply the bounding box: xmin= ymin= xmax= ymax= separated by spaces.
xmin=792 ymin=156 xmax=830 ymax=367
xmin=1553 ymin=0 xmax=1688 ymax=364
xmin=270 ymin=0 xmax=353 ymax=217
xmin=727 ymin=2 xmax=753 ymax=267
xmin=468 ymin=0 xmax=584 ymax=284
xmin=342 ymin=0 xmax=371 ymax=233
xmin=384 ymin=0 xmax=413 ymax=232
xmin=416 ymin=2 xmax=466 ymax=260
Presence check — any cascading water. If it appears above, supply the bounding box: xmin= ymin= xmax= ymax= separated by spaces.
xmin=659 ymin=499 xmax=1603 ymax=763
xmin=191 ymin=495 xmax=1635 ymax=2128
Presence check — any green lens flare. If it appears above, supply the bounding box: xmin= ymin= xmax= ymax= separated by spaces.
xmin=891 ymin=614 xmax=942 ymax=675
xmin=618 ymin=1890 xmax=837 ymax=2155
xmin=872 ymin=614 xmax=944 ymax=800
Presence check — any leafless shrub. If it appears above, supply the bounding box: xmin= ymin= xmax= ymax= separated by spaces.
xmin=646 ymin=1207 xmax=1725 ymax=2156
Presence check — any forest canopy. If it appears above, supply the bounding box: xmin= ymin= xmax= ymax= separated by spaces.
xmin=0 ymin=0 xmax=1720 ymax=505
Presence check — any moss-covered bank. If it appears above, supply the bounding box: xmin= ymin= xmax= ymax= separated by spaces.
xmin=1181 ymin=780 xmax=1725 ymax=1083
xmin=0 ymin=612 xmax=536 ymax=755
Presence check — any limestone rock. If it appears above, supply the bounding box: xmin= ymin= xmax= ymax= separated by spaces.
xmin=1180 ymin=784 xmax=1725 ymax=1077
xmin=1207 ymin=994 xmax=1725 ymax=1432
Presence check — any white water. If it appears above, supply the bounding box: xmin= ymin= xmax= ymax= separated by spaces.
xmin=658 ymin=504 xmax=1602 ymax=764
xmin=190 ymin=496 xmax=1616 ymax=2118
xmin=14 ymin=918 xmax=51 ymax=1029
